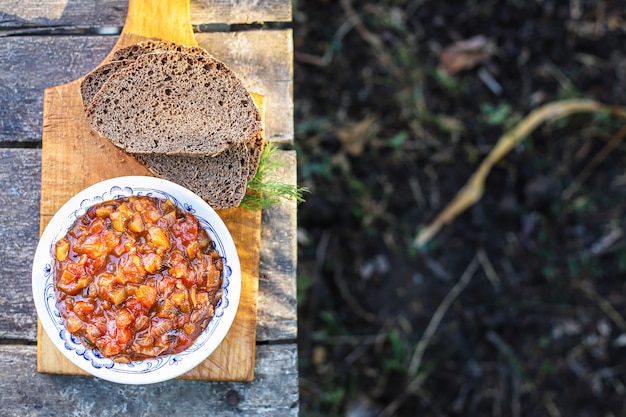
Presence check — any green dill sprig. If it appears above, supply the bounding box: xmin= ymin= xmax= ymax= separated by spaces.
xmin=240 ymin=142 xmax=308 ymax=211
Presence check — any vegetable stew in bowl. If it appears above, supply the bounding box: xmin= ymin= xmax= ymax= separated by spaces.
xmin=33 ymin=177 xmax=241 ymax=384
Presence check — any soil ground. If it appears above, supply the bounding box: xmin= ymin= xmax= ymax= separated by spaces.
xmin=293 ymin=1 xmax=626 ymax=416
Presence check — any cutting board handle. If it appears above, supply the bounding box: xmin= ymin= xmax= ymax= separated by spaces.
xmin=109 ymin=0 xmax=197 ymax=57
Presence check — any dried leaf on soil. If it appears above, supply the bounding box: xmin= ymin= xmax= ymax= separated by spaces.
xmin=439 ymin=35 xmax=492 ymax=76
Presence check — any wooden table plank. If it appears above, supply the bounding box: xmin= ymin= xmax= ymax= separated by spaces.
xmin=0 ymin=31 xmax=293 ymax=144
xmin=0 ymin=0 xmax=291 ymax=27
xmin=258 ymin=152 xmax=298 ymax=342
xmin=190 ymin=0 xmax=291 ymax=25
xmin=0 ymin=149 xmax=40 ymax=340
xmin=0 ymin=36 xmax=118 ymax=143
xmin=0 ymin=343 xmax=298 ymax=416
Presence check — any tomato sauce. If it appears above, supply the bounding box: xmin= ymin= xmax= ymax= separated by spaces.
xmin=53 ymin=195 xmax=223 ymax=363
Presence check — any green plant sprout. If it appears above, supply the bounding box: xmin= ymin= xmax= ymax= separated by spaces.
xmin=240 ymin=142 xmax=309 ymax=211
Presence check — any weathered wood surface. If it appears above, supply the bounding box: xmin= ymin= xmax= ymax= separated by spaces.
xmin=0 ymin=343 xmax=299 ymax=417
xmin=0 ymin=0 xmax=291 ymax=27
xmin=0 ymin=149 xmax=41 ymax=340
xmin=0 ymin=31 xmax=293 ymax=144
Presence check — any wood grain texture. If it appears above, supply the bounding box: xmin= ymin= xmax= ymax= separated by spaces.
xmin=0 ymin=343 xmax=299 ymax=417
xmin=190 ymin=0 xmax=291 ymax=25
xmin=0 ymin=36 xmax=118 ymax=142
xmin=0 ymin=30 xmax=293 ymax=144
xmin=119 ymin=0 xmax=196 ymax=46
xmin=0 ymin=149 xmax=41 ymax=340
xmin=0 ymin=0 xmax=291 ymax=27
xmin=257 ymin=151 xmax=298 ymax=342
xmin=36 ymin=0 xmax=260 ymax=381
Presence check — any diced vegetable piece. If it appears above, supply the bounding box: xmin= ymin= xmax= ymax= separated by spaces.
xmin=196 ymin=291 xmax=209 ymax=306
xmin=136 ymin=285 xmax=157 ymax=309
xmin=127 ymin=212 xmax=144 ymax=233
xmin=116 ymin=327 xmax=132 ymax=345
xmin=95 ymin=204 xmax=115 ymax=218
xmin=133 ymin=315 xmax=149 ymax=332
xmin=66 ymin=314 xmax=84 ymax=333
xmin=142 ymin=253 xmax=163 ymax=274
xmin=88 ymin=217 xmax=106 ymax=235
xmin=161 ymin=210 xmax=177 ymax=227
xmin=102 ymin=229 xmax=121 ymax=251
xmin=157 ymin=276 xmax=177 ymax=298
xmin=134 ymin=332 xmax=154 ymax=347
xmin=156 ymin=299 xmax=177 ymax=319
xmin=209 ymin=249 xmax=221 ymax=261
xmin=57 ymin=274 xmax=92 ymax=295
xmin=179 ymin=300 xmax=191 ymax=314
xmin=171 ymin=291 xmax=187 ymax=306
xmin=86 ymin=282 xmax=98 ymax=298
xmin=197 ymin=229 xmax=210 ymax=250
xmin=148 ymin=226 xmax=170 ymax=249
xmin=59 ymin=268 xmax=77 ymax=285
xmin=97 ymin=272 xmax=115 ymax=289
xmin=81 ymin=238 xmax=107 ymax=259
xmin=190 ymin=286 xmax=197 ymax=308
xmin=73 ymin=300 xmax=96 ymax=321
xmin=181 ymin=270 xmax=197 ymax=287
xmin=150 ymin=319 xmax=174 ymax=338
xmin=117 ymin=254 xmax=146 ymax=284
xmin=169 ymin=263 xmax=188 ymax=279
xmin=108 ymin=286 xmax=127 ymax=305
xmin=183 ymin=323 xmax=196 ymax=335
xmin=109 ymin=210 xmax=128 ymax=232
xmin=143 ymin=207 xmax=162 ymax=223
xmin=115 ymin=308 xmax=134 ymax=328
xmin=161 ymin=199 xmax=177 ymax=213
xmin=84 ymin=324 xmax=102 ymax=344
xmin=97 ymin=337 xmax=119 ymax=357
xmin=213 ymin=257 xmax=223 ymax=271
xmin=55 ymin=238 xmax=70 ymax=262
xmin=206 ymin=270 xmax=221 ymax=289
xmin=168 ymin=250 xmax=187 ymax=279
xmin=186 ymin=241 xmax=198 ymax=260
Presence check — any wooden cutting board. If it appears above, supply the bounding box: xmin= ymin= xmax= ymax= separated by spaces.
xmin=37 ymin=0 xmax=261 ymax=382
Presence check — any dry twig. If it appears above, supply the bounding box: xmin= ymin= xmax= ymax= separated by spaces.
xmin=378 ymin=255 xmax=480 ymax=417
xmin=576 ymin=280 xmax=626 ymax=332
xmin=339 ymin=0 xmax=403 ymax=79
xmin=563 ymin=122 xmax=626 ymax=199
xmin=414 ymin=99 xmax=626 ymax=248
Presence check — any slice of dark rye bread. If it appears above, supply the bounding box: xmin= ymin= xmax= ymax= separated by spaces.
xmin=133 ymin=129 xmax=263 ymax=208
xmin=85 ymin=50 xmax=262 ymax=156
xmin=134 ymin=142 xmax=251 ymax=210
xmin=80 ymin=60 xmax=133 ymax=106
xmin=80 ymin=41 xmax=213 ymax=110
xmin=80 ymin=59 xmax=263 ymax=180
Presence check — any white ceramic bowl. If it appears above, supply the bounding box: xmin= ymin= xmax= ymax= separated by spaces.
xmin=32 ymin=176 xmax=241 ymax=384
